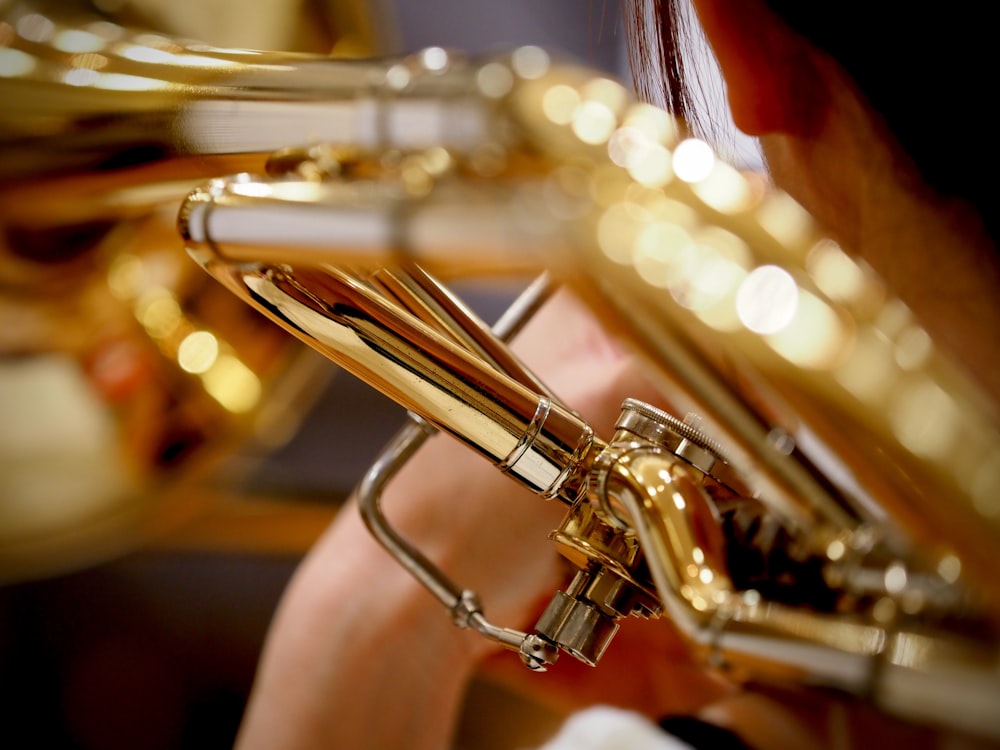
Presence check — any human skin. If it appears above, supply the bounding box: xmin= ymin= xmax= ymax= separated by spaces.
xmin=691 ymin=0 xmax=1000 ymax=402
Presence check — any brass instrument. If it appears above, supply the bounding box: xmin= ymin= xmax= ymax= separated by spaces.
xmin=0 ymin=0 xmax=384 ymax=578
xmin=3 ymin=0 xmax=1000 ymax=741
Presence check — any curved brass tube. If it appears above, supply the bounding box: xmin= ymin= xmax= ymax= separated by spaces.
xmin=605 ymin=447 xmax=1000 ymax=737
xmin=173 ymin=35 xmax=1000 ymax=738
xmin=5 ymin=1 xmax=1000 ymax=739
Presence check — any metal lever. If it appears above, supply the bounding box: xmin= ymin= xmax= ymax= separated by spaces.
xmin=355 ymin=273 xmax=563 ymax=670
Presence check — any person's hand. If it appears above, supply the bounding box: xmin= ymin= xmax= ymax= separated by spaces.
xmin=235 ymin=287 xmax=690 ymax=750
xmin=237 ymin=286 xmax=948 ymax=750
xmin=375 ymin=288 xmax=670 ymax=636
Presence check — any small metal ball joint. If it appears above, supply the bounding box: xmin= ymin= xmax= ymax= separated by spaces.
xmin=519 ymin=634 xmax=559 ymax=672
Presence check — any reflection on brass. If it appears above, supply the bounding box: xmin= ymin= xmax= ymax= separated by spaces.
xmin=3 ymin=0 xmax=1000 ymax=741
xmin=0 ymin=0 xmax=391 ymax=579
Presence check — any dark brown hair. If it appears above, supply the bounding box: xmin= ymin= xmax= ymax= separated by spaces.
xmin=623 ymin=0 xmax=996 ymax=243
xmin=622 ymin=0 xmax=696 ymax=122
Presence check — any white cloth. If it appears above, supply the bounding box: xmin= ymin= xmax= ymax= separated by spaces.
xmin=533 ymin=706 xmax=693 ymax=750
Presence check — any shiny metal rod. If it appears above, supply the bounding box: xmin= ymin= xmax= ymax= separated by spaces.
xmin=355 ymin=273 xmax=561 ymax=670
xmin=608 ymin=447 xmax=1000 ymax=738
xmin=190 ymin=250 xmax=598 ymax=501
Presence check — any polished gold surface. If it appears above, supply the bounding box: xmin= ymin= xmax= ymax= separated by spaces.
xmin=4 ymin=0 xmax=1000 ymax=740
xmin=0 ymin=0 xmax=390 ymax=579
xmin=175 ymin=46 xmax=1000 ymax=736
xmin=178 ymin=50 xmax=1000 ymax=592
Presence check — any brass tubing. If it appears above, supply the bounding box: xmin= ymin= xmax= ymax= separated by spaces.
xmin=574 ymin=273 xmax=855 ymax=532
xmin=177 ymin=177 xmax=558 ymax=277
xmin=370 ymin=266 xmax=558 ymax=399
xmin=2 ymin=1 xmax=499 ymax=228
xmin=607 ymin=449 xmax=1000 ymax=737
xmin=354 ymin=274 xmax=565 ymax=669
xmin=192 ymin=251 xmax=598 ymax=502
xmin=602 ymin=449 xmax=734 ymax=637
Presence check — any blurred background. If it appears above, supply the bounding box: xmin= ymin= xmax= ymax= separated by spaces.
xmin=0 ymin=1 xmax=630 ymax=747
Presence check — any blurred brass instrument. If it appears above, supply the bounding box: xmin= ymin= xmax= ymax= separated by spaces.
xmin=0 ymin=0 xmax=386 ymax=578
xmin=3 ymin=0 xmax=1000 ymax=741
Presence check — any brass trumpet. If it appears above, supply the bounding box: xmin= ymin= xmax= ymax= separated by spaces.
xmin=3 ymin=0 xmax=999 ymax=740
